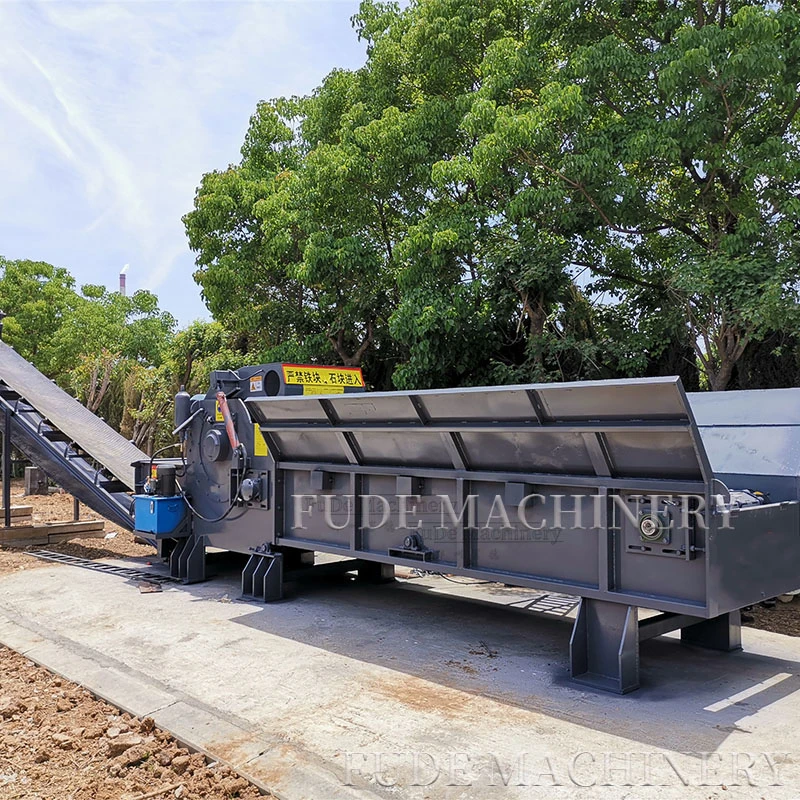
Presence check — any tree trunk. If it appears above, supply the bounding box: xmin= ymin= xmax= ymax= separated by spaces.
xmin=708 ymin=359 xmax=735 ymax=391
xmin=702 ymin=323 xmax=748 ymax=391
xmin=520 ymin=290 xmax=548 ymax=371
xmin=329 ymin=322 xmax=373 ymax=367
xmin=86 ymin=352 xmax=116 ymax=413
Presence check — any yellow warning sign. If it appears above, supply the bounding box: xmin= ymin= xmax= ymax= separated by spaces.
xmin=253 ymin=424 xmax=269 ymax=457
xmin=215 ymin=401 xmax=223 ymax=422
xmin=282 ymin=364 xmax=364 ymax=389
xmin=302 ymin=385 xmax=345 ymax=395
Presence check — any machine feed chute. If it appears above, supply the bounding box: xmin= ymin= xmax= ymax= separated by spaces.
xmin=245 ymin=376 xmax=710 ymax=486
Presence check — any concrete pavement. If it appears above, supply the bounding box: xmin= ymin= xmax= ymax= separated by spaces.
xmin=1 ymin=553 xmax=799 ymax=799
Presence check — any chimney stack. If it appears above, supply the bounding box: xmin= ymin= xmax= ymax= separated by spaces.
xmin=119 ymin=264 xmax=129 ymax=296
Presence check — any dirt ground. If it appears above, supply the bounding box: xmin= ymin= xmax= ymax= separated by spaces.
xmin=2 ymin=482 xmax=800 ymax=798
xmin=0 ymin=480 xmax=154 ymax=578
xmin=0 ymin=482 xmax=265 ymax=799
xmin=742 ymin=597 xmax=800 ymax=636
xmin=0 ymin=647 xmax=263 ymax=800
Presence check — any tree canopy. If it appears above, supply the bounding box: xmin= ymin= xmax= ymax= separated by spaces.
xmin=0 ymin=1 xmax=798 ymax=461
xmin=185 ymin=0 xmax=800 ymax=391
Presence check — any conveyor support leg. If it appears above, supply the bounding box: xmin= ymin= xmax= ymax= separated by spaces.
xmin=570 ymin=598 xmax=639 ymax=694
xmin=3 ymin=409 xmax=10 ymax=529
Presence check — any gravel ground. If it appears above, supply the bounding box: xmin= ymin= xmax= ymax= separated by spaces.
xmin=0 ymin=482 xmax=265 ymax=800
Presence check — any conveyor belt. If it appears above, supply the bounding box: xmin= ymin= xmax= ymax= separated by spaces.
xmin=0 ymin=341 xmax=145 ymax=486
xmin=0 ymin=341 xmax=148 ymax=530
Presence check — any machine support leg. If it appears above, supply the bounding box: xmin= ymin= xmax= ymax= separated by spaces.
xmin=169 ymin=535 xmax=206 ymax=584
xmin=570 ymin=598 xmax=639 ymax=694
xmin=357 ymin=561 xmax=395 ymax=583
xmin=169 ymin=543 xmax=181 ymax=580
xmin=681 ymin=610 xmax=742 ymax=652
xmin=3 ymin=410 xmax=10 ymax=529
xmin=259 ymin=553 xmax=283 ymax=602
xmin=182 ymin=536 xmax=206 ymax=585
xmin=242 ymin=552 xmax=283 ymax=602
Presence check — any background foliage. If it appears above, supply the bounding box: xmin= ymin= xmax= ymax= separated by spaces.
xmin=0 ymin=257 xmax=247 ymax=452
xmin=185 ymin=0 xmax=800 ymax=393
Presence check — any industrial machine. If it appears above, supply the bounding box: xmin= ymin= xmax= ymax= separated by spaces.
xmin=0 ymin=332 xmax=800 ymax=692
xmin=0 ymin=339 xmax=795 ymax=694
xmin=130 ymin=361 xmax=800 ymax=693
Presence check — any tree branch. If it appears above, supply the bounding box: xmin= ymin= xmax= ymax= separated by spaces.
xmin=328 ymin=322 xmax=374 ymax=367
xmin=781 ymin=94 xmax=800 ymax=136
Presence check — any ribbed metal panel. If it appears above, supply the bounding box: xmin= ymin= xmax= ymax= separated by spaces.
xmin=247 ymin=375 xmax=711 ymax=484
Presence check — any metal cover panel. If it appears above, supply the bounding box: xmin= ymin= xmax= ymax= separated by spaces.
xmin=247 ymin=398 xmax=329 ymax=423
xmin=420 ymin=388 xmax=536 ymax=421
xmin=353 ymin=431 xmax=454 ymax=468
xmin=459 ymin=431 xmax=595 ymax=474
xmin=536 ymin=376 xmax=689 ymax=421
xmin=603 ymin=430 xmax=705 ymax=479
xmin=689 ymin=388 xmax=800 ymax=426
xmin=271 ymin=432 xmax=349 ymax=464
xmin=249 ymin=376 xmax=710 ymax=484
xmin=326 ymin=395 xmax=419 ymax=423
xmin=689 ymin=389 xmax=800 ymax=480
xmin=0 ymin=341 xmax=146 ymax=487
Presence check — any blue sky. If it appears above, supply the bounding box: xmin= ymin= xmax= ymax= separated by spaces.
xmin=0 ymin=0 xmax=365 ymax=324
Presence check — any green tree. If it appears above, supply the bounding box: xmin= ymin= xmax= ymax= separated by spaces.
xmin=164 ymin=320 xmax=246 ymax=395
xmin=184 ymin=1 xmax=534 ymax=387
xmin=474 ymin=0 xmax=800 ymax=389
xmin=48 ymin=286 xmax=175 ymax=414
xmin=0 ymin=257 xmax=81 ymax=368
xmin=118 ymin=321 xmax=249 ymax=452
xmin=0 ymin=257 xmax=181 ymax=452
xmin=185 ymin=0 xmax=800 ymax=391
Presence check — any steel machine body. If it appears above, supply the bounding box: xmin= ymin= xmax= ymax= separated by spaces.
xmin=135 ymin=362 xmax=800 ymax=693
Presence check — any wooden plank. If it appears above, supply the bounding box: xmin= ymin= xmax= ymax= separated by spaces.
xmin=0 ymin=536 xmax=49 ymax=547
xmin=47 ymin=530 xmax=107 ymax=544
xmin=0 ymin=520 xmax=104 ymax=542
xmin=0 ymin=506 xmax=33 ymax=518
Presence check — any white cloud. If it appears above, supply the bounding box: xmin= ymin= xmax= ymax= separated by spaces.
xmin=0 ymin=0 xmax=364 ymax=321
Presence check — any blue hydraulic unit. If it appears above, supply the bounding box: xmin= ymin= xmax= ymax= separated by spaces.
xmin=133 ymin=464 xmax=186 ymax=537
